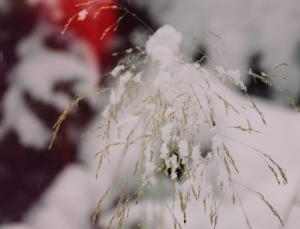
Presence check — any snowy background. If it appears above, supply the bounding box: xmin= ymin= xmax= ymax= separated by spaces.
xmin=0 ymin=0 xmax=299 ymax=228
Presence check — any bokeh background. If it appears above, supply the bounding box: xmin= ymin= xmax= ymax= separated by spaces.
xmin=0 ymin=0 xmax=299 ymax=228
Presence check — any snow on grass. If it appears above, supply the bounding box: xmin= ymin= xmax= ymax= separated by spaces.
xmin=75 ymin=25 xmax=299 ymax=228
xmin=146 ymin=25 xmax=182 ymax=67
xmin=7 ymin=24 xmax=300 ymax=229
xmin=135 ymin=0 xmax=300 ymax=98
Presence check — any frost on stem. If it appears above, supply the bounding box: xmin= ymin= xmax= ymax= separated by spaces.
xmin=51 ymin=23 xmax=287 ymax=228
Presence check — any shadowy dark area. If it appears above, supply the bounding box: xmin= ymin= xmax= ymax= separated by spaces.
xmin=107 ymin=0 xmax=160 ymax=72
xmin=0 ymin=0 xmax=37 ymax=100
xmin=246 ymin=52 xmax=273 ymax=98
xmin=294 ymin=42 xmax=300 ymax=106
xmin=0 ymin=1 xmax=96 ymax=223
xmin=0 ymin=131 xmax=66 ymax=222
xmin=192 ymin=44 xmax=208 ymax=65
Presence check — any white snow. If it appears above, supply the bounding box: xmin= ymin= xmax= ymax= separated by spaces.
xmin=0 ymin=26 xmax=98 ymax=149
xmin=86 ymin=25 xmax=300 ymax=228
xmin=77 ymin=10 xmax=88 ymax=21
xmin=111 ymin=65 xmax=125 ymax=77
xmin=178 ymin=140 xmax=189 ymax=157
xmin=3 ymin=25 xmax=300 ymax=229
xmin=0 ymin=166 xmax=100 ymax=229
xmin=25 ymin=165 xmax=98 ymax=229
xmin=136 ymin=0 xmax=300 ymax=97
xmin=146 ymin=25 xmax=182 ymax=67
xmin=0 ymin=225 xmax=30 ymax=229
xmin=0 ymin=88 xmax=51 ymax=148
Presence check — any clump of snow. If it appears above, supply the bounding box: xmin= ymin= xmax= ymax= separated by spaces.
xmin=77 ymin=9 xmax=88 ymax=21
xmin=146 ymin=24 xmax=182 ymax=66
xmin=110 ymin=65 xmax=125 ymax=77
xmin=178 ymin=140 xmax=189 ymax=158
xmin=191 ymin=144 xmax=201 ymax=162
xmin=214 ymin=66 xmax=247 ymax=91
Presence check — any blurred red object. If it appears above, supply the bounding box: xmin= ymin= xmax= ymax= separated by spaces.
xmin=0 ymin=0 xmax=117 ymax=223
xmin=39 ymin=0 xmax=117 ymax=65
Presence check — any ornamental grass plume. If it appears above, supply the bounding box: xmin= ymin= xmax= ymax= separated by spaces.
xmin=50 ymin=2 xmax=288 ymax=228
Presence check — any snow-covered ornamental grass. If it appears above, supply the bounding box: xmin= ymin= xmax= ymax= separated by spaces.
xmin=49 ymin=23 xmax=288 ymax=228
